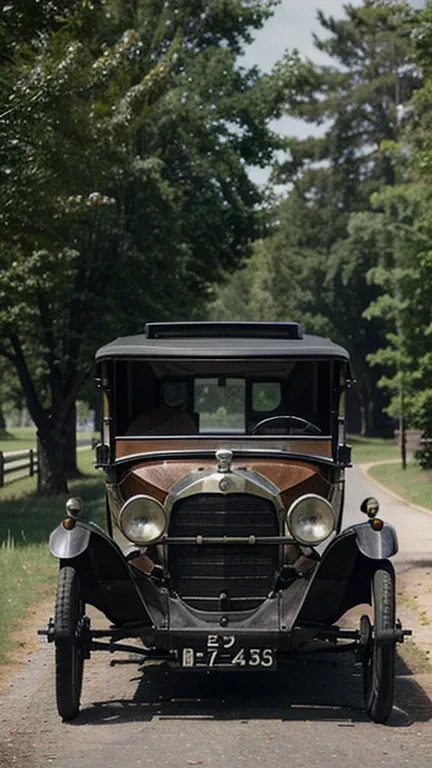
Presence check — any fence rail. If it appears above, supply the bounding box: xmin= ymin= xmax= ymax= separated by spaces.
xmin=0 ymin=448 xmax=38 ymax=487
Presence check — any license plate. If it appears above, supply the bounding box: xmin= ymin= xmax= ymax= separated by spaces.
xmin=181 ymin=637 xmax=275 ymax=669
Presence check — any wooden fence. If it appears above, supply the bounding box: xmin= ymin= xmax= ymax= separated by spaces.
xmin=0 ymin=448 xmax=38 ymax=487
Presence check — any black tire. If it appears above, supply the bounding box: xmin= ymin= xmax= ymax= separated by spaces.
xmin=55 ymin=566 xmax=85 ymax=721
xmin=363 ymin=568 xmax=396 ymax=723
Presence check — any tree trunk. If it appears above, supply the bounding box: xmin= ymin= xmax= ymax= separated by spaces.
xmin=367 ymin=397 xmax=376 ymax=437
xmin=355 ymin=364 xmax=384 ymax=437
xmin=37 ymin=431 xmax=68 ymax=495
xmin=359 ymin=403 xmax=367 ymax=437
xmin=358 ymin=388 xmax=368 ymax=437
xmin=6 ymin=334 xmax=90 ymax=496
xmin=358 ymin=386 xmax=374 ymax=437
xmin=63 ymin=403 xmax=81 ymax=477
xmin=0 ymin=406 xmax=6 ymax=432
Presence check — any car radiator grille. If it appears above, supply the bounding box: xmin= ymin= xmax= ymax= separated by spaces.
xmin=168 ymin=493 xmax=279 ymax=612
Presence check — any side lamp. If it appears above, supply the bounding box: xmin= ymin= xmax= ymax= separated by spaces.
xmin=65 ymin=497 xmax=83 ymax=517
xmin=63 ymin=497 xmax=83 ymax=529
xmin=360 ymin=497 xmax=379 ymax=519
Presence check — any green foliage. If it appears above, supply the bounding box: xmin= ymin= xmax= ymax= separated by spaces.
xmin=212 ymin=0 xmax=420 ymax=436
xmin=358 ymin=1 xmax=432 ymax=465
xmin=0 ymin=0 xmax=304 ymax=492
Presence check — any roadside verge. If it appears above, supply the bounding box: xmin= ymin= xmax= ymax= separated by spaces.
xmin=359 ymin=460 xmax=432 ymax=668
xmin=359 ymin=459 xmax=432 ymax=519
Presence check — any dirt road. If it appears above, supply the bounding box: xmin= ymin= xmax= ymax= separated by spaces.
xmin=0 ymin=466 xmax=431 ymax=768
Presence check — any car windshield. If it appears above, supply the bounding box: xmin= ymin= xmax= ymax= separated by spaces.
xmin=114 ymin=359 xmax=333 ymax=437
xmin=195 ymin=378 xmax=246 ymax=433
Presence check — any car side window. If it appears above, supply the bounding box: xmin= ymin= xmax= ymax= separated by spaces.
xmin=161 ymin=381 xmax=188 ymax=409
xmin=252 ymin=382 xmax=281 ymax=413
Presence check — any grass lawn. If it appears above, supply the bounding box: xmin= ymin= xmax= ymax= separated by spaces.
xmin=348 ymin=435 xmax=400 ymax=464
xmin=0 ymin=427 xmax=95 ymax=454
xmin=0 ymin=450 xmax=105 ymax=665
xmin=0 ymin=427 xmax=37 ymax=453
xmin=369 ymin=461 xmax=432 ymax=511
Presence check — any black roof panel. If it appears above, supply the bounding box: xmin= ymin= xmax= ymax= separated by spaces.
xmin=145 ymin=321 xmax=303 ymax=340
xmin=95 ymin=322 xmax=349 ymax=362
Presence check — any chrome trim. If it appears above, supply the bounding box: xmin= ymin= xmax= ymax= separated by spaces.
xmin=160 ymin=535 xmax=295 ymax=545
xmin=113 ymin=449 xmax=340 ymax=468
xmin=49 ymin=523 xmax=90 ymax=559
xmin=118 ymin=494 xmax=166 ymax=545
xmin=216 ymin=448 xmax=233 ymax=472
xmin=286 ymin=493 xmax=336 ymax=545
xmin=165 ymin=467 xmax=286 ymax=517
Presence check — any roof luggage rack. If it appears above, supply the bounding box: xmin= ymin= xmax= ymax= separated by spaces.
xmin=145 ymin=322 xmax=303 ymax=340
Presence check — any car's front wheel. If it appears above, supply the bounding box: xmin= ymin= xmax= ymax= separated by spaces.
xmin=54 ymin=565 xmax=85 ymax=721
xmin=362 ymin=567 xmax=396 ymax=723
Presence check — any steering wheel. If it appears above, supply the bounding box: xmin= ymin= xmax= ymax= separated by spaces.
xmin=252 ymin=416 xmax=322 ymax=436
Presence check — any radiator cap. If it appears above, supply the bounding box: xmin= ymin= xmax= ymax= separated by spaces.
xmin=215 ymin=449 xmax=233 ymax=473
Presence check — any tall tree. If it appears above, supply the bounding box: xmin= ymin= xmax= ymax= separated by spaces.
xmin=212 ymin=0 xmax=421 ymax=435
xmin=362 ymin=0 xmax=432 ymax=462
xmin=0 ymin=0 xmax=305 ymax=493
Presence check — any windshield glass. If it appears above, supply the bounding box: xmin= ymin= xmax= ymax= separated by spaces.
xmin=195 ymin=378 xmax=245 ymax=434
xmin=114 ymin=358 xmax=334 ymax=437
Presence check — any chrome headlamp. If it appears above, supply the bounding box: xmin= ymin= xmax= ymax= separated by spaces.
xmin=118 ymin=495 xmax=166 ymax=545
xmin=287 ymin=494 xmax=335 ymax=546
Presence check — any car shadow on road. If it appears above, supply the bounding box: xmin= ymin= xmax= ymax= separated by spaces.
xmin=72 ymin=650 xmax=431 ymax=728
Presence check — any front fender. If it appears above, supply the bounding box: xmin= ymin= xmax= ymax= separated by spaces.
xmin=49 ymin=523 xmax=91 ymax=559
xmin=296 ymin=522 xmax=397 ymax=627
xmin=48 ymin=520 xmax=167 ymax=628
xmin=352 ymin=521 xmax=398 ymax=559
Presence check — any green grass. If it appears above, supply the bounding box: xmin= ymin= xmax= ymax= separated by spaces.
xmin=369 ymin=461 xmax=432 ymax=511
xmin=0 ymin=427 xmax=95 ymax=454
xmin=0 ymin=429 xmax=97 ymax=489
xmin=348 ymin=435 xmax=400 ymax=464
xmin=0 ymin=427 xmax=37 ymax=453
xmin=0 ymin=450 xmax=105 ymax=664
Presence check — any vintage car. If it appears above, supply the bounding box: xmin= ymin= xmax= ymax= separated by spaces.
xmin=41 ymin=322 xmax=410 ymax=723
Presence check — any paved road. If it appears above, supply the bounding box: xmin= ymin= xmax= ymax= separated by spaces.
xmin=343 ymin=465 xmax=432 ymax=568
xmin=1 ymin=465 xmax=431 ymax=768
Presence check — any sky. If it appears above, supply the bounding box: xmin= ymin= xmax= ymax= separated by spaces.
xmin=242 ymin=0 xmax=425 ymax=183
xmin=243 ymin=0 xmax=354 ymax=74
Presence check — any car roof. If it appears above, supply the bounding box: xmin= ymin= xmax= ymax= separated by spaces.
xmin=95 ymin=322 xmax=350 ymax=362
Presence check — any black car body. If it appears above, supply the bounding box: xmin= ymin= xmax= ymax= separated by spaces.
xmin=42 ymin=322 xmax=409 ymax=722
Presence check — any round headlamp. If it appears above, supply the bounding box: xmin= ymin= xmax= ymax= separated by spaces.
xmin=118 ymin=495 xmax=166 ymax=545
xmin=287 ymin=494 xmax=335 ymax=546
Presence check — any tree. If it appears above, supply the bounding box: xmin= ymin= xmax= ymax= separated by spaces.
xmin=0 ymin=360 xmax=25 ymax=435
xmin=0 ymin=0 xmax=305 ymax=493
xmin=212 ymin=0 xmax=421 ymax=434
xmin=361 ymin=0 xmax=432 ymax=463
